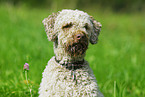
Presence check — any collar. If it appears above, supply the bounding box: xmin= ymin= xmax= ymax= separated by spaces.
xmin=55 ymin=57 xmax=85 ymax=70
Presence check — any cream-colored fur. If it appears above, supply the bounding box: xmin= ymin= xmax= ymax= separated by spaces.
xmin=39 ymin=9 xmax=103 ymax=97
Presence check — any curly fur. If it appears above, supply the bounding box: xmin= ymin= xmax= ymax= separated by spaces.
xmin=39 ymin=9 xmax=103 ymax=97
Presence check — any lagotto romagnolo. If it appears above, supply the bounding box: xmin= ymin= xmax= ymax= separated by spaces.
xmin=39 ymin=9 xmax=104 ymax=97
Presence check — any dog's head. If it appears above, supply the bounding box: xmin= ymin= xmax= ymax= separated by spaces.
xmin=43 ymin=9 xmax=102 ymax=58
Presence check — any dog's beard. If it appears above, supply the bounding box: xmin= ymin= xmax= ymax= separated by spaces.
xmin=65 ymin=40 xmax=88 ymax=57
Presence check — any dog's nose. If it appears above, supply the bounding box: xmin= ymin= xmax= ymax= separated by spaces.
xmin=76 ymin=34 xmax=85 ymax=40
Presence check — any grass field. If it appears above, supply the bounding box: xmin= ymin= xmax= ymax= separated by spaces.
xmin=0 ymin=4 xmax=145 ymax=97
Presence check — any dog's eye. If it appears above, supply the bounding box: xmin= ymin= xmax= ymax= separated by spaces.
xmin=84 ymin=23 xmax=89 ymax=30
xmin=62 ymin=22 xmax=73 ymax=29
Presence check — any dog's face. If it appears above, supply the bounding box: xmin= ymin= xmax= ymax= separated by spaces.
xmin=43 ymin=9 xmax=101 ymax=58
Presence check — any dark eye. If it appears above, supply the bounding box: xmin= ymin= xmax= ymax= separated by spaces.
xmin=62 ymin=22 xmax=73 ymax=29
xmin=84 ymin=23 xmax=89 ymax=30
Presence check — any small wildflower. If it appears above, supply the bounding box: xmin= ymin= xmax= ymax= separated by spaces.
xmin=23 ymin=63 xmax=29 ymax=70
xmin=23 ymin=62 xmax=33 ymax=97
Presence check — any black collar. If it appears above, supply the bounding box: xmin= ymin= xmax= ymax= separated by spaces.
xmin=55 ymin=57 xmax=85 ymax=70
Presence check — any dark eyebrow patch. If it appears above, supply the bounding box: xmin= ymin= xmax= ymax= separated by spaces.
xmin=62 ymin=22 xmax=73 ymax=29
xmin=84 ymin=23 xmax=89 ymax=30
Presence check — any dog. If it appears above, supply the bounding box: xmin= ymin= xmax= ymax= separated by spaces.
xmin=39 ymin=9 xmax=103 ymax=97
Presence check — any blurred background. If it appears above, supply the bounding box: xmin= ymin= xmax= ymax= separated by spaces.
xmin=0 ymin=0 xmax=145 ymax=12
xmin=0 ymin=0 xmax=145 ymax=97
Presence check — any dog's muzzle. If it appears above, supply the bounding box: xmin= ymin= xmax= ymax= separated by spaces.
xmin=65 ymin=33 xmax=88 ymax=57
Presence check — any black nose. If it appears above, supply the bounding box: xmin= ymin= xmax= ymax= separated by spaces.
xmin=76 ymin=34 xmax=85 ymax=40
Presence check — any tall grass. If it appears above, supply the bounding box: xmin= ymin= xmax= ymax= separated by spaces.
xmin=0 ymin=4 xmax=145 ymax=97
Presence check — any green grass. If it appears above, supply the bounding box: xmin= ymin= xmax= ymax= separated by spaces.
xmin=0 ymin=4 xmax=145 ymax=97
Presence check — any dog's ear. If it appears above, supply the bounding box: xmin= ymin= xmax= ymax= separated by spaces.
xmin=42 ymin=13 xmax=58 ymax=41
xmin=89 ymin=16 xmax=102 ymax=44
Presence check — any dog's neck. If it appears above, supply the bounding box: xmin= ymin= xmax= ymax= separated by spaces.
xmin=55 ymin=57 xmax=85 ymax=70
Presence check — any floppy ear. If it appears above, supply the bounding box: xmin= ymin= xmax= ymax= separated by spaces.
xmin=42 ymin=13 xmax=58 ymax=41
xmin=89 ymin=16 xmax=102 ymax=44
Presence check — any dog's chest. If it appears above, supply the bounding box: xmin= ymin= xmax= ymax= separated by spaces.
xmin=40 ymin=57 xmax=98 ymax=96
xmin=44 ymin=61 xmax=94 ymax=84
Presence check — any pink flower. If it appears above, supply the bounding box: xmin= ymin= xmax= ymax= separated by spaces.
xmin=23 ymin=63 xmax=29 ymax=70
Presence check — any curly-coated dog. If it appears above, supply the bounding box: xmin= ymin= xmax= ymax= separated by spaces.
xmin=39 ymin=9 xmax=103 ymax=97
